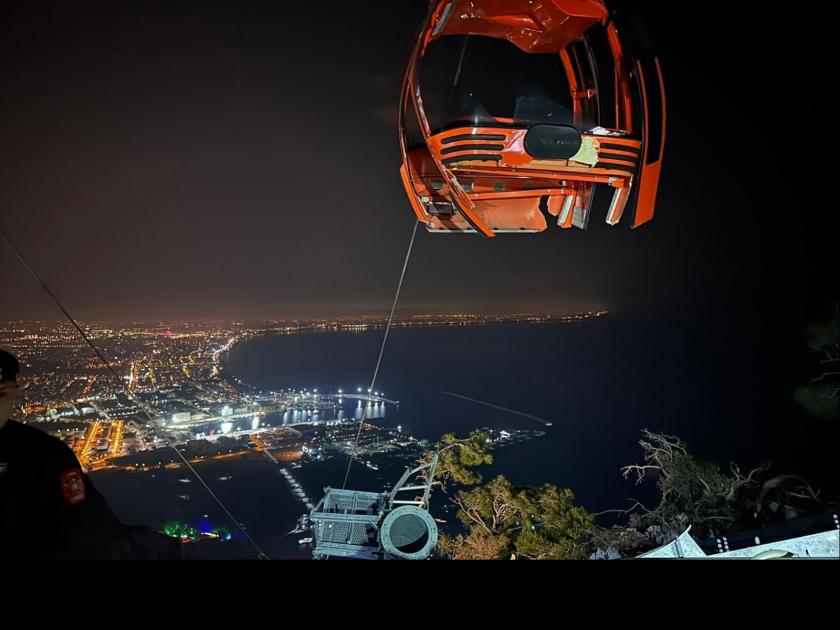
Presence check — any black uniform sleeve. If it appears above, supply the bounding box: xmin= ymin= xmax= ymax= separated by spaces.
xmin=36 ymin=442 xmax=182 ymax=559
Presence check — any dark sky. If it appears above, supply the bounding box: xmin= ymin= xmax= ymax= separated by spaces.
xmin=1 ymin=1 xmax=836 ymax=325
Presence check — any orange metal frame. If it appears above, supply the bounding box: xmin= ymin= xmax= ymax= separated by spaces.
xmin=399 ymin=0 xmax=666 ymax=236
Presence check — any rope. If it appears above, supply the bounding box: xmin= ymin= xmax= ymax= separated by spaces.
xmin=1 ymin=225 xmax=269 ymax=559
xmin=341 ymin=220 xmax=419 ymax=488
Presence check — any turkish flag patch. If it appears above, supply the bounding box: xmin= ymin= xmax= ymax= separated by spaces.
xmin=60 ymin=469 xmax=86 ymax=505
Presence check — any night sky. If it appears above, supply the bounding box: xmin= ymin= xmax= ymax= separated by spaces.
xmin=1 ymin=1 xmax=836 ymax=328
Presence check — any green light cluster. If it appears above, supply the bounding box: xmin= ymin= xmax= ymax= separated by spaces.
xmin=162 ymin=521 xmax=199 ymax=542
xmin=160 ymin=521 xmax=232 ymax=542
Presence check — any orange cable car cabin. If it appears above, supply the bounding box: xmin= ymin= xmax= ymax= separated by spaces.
xmin=399 ymin=0 xmax=666 ymax=237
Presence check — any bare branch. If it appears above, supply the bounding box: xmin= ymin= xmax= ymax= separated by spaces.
xmin=452 ymin=494 xmax=492 ymax=534
xmin=755 ymin=474 xmax=820 ymax=514
xmin=696 ymin=474 xmax=712 ymax=494
xmin=620 ymin=464 xmax=659 ymax=484
xmin=592 ymin=501 xmax=649 ymax=518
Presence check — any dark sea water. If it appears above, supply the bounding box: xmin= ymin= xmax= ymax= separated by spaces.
xmin=92 ymin=315 xmax=839 ymax=559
